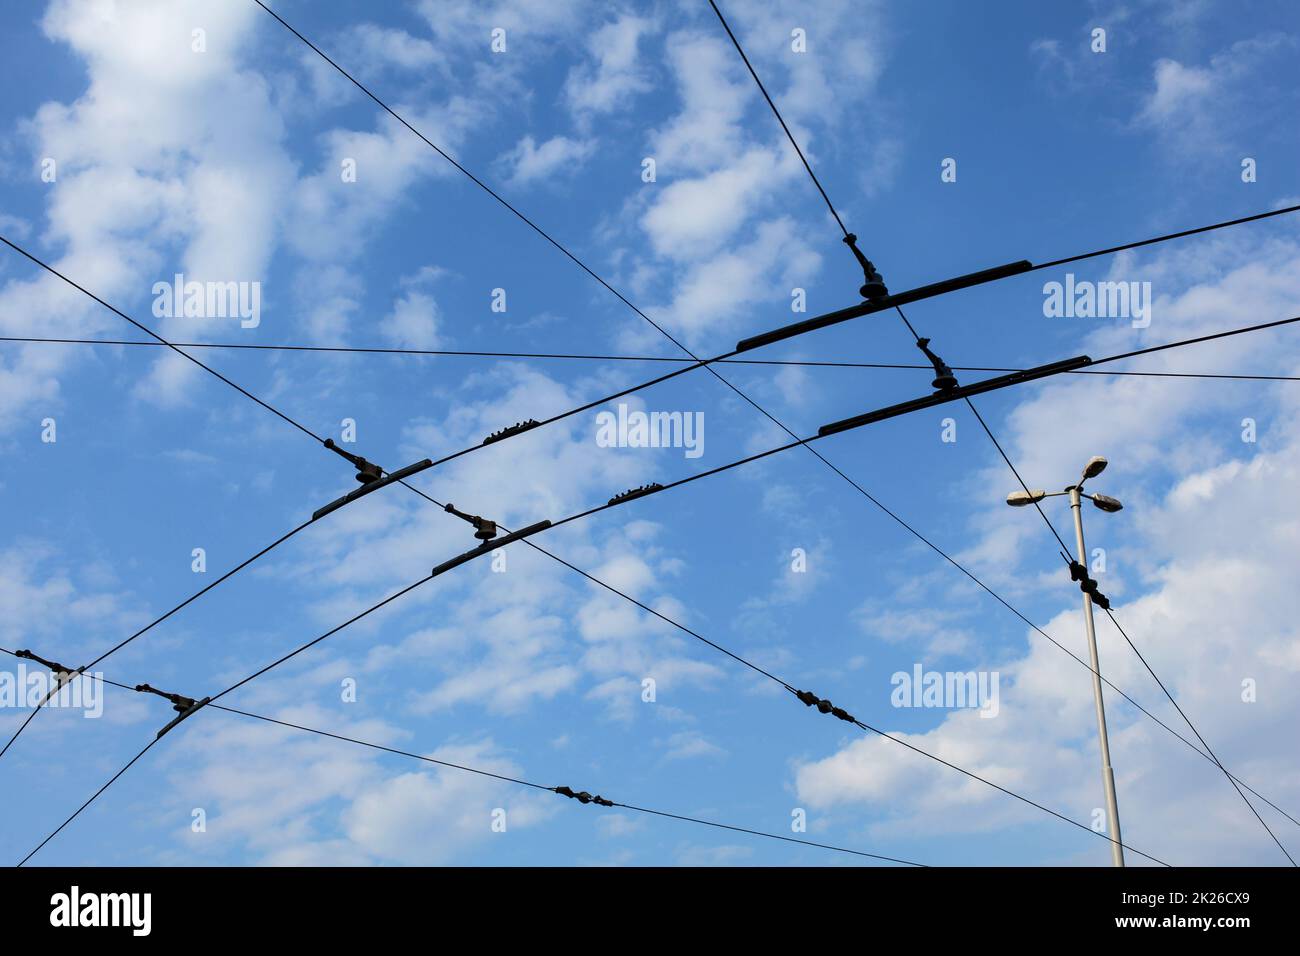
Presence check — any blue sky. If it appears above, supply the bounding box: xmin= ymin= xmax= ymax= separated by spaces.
xmin=1 ymin=0 xmax=1298 ymax=866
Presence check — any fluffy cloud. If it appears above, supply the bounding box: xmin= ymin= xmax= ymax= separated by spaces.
xmin=498 ymin=134 xmax=596 ymax=187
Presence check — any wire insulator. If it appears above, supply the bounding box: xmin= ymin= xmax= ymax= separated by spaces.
xmin=555 ymin=785 xmax=614 ymax=807
xmin=1067 ymin=561 xmax=1111 ymax=609
xmin=792 ymin=688 xmax=856 ymax=724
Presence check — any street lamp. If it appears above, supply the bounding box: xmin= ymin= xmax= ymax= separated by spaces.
xmin=1005 ymin=457 xmax=1126 ymax=867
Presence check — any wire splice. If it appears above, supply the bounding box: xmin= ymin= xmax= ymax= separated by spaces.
xmin=915 ymin=337 xmax=959 ymax=392
xmin=607 ymin=483 xmax=664 ymax=506
xmin=324 ymin=437 xmax=383 ymax=484
xmin=1065 ymin=557 xmax=1111 ymax=610
xmin=555 ymin=785 xmax=614 ymax=807
xmin=791 ymin=688 xmax=857 ymax=724
xmin=843 ymin=233 xmax=889 ymax=300
xmin=483 ymin=419 xmax=541 ymax=445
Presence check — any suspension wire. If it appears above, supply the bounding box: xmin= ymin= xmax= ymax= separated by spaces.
xmin=5 ymin=333 xmax=1298 ymax=382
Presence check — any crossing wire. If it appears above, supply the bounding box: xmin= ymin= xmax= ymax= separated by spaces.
xmin=0 ymin=516 xmax=314 ymax=764
xmin=705 ymin=0 xmax=1298 ymax=861
xmin=4 ymin=113 xmax=1294 ymax=876
xmin=0 ymin=225 xmax=1183 ymax=866
xmin=0 ymin=649 xmax=919 ymax=867
xmin=1101 ymin=609 xmax=1296 ymax=865
xmin=6 ymin=1 xmax=1293 ymax=864
xmin=0 ymin=236 xmax=323 ymax=443
xmin=8 ymin=333 xmax=1300 ymax=382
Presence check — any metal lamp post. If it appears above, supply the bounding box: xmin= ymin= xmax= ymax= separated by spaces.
xmin=1006 ymin=456 xmax=1125 ymax=867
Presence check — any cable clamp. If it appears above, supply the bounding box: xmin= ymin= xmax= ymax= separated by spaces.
xmin=555 ymin=785 xmax=614 ymax=807
xmin=444 ymin=503 xmax=498 ymax=542
xmin=324 ymin=438 xmax=383 ymax=484
xmin=842 ymin=233 xmax=889 ymax=300
xmin=608 ymin=483 xmax=664 ymax=506
xmin=915 ymin=337 xmax=959 ymax=392
xmin=792 ymin=687 xmax=857 ymax=723
xmin=483 ymin=419 xmax=541 ymax=445
xmin=134 ymin=683 xmax=211 ymax=739
xmin=14 ymin=649 xmax=85 ymax=687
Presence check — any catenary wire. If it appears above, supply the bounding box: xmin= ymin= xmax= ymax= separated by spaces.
xmin=1 ymin=648 xmax=919 ymax=866
xmin=704 ymin=1 xmax=1295 ymax=860
xmin=7 ymin=333 xmax=1300 ymax=382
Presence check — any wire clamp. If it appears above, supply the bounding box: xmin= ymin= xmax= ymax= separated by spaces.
xmin=608 ymin=483 xmax=664 ymax=506
xmin=915 ymin=338 xmax=959 ymax=392
xmin=324 ymin=438 xmax=383 ymax=484
xmin=483 ymin=419 xmax=541 ymax=445
xmin=134 ymin=683 xmax=211 ymax=739
xmin=555 ymin=785 xmax=614 ymax=807
xmin=15 ymin=649 xmax=85 ymax=687
xmin=842 ymin=233 xmax=889 ymax=301
xmin=1065 ymin=557 xmax=1111 ymax=610
xmin=792 ymin=688 xmax=857 ymax=723
xmin=444 ymin=503 xmax=498 ymax=543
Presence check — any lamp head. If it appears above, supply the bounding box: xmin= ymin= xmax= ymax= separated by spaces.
xmin=1082 ymin=456 xmax=1109 ymax=480
xmin=1091 ymin=493 xmax=1123 ymax=513
xmin=1006 ymin=489 xmax=1048 ymax=507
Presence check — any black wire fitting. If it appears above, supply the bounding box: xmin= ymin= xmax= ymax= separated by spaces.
xmin=324 ymin=438 xmax=383 ymax=484
xmin=312 ymin=457 xmax=434 ymax=521
xmin=555 ymin=785 xmax=614 ymax=807
xmin=792 ymin=688 xmax=857 ymax=723
xmin=443 ymin=503 xmax=498 ymax=542
xmin=134 ymin=683 xmax=211 ymax=739
xmin=134 ymin=683 xmax=197 ymax=713
xmin=1065 ymin=557 xmax=1111 ymax=610
xmin=608 ymin=483 xmax=664 ymax=506
xmin=842 ymin=233 xmax=889 ymax=301
xmin=915 ymin=337 xmax=959 ymax=392
xmin=483 ymin=419 xmax=541 ymax=445
xmin=15 ymin=649 xmax=84 ymax=683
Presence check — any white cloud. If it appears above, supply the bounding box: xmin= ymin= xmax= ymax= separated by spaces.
xmin=564 ymin=14 xmax=656 ymax=120
xmin=348 ymin=24 xmax=438 ymax=73
xmin=498 ymin=134 xmax=596 ymax=187
xmin=380 ymin=289 xmax=441 ymax=350
xmin=1135 ymin=34 xmax=1299 ymax=154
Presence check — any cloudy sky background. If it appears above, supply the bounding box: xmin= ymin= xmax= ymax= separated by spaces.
xmin=1 ymin=0 xmax=1298 ymax=866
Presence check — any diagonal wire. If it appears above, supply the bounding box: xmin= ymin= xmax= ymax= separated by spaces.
xmin=707 ymin=0 xmax=849 ymax=237
xmin=210 ymin=702 xmax=923 ymax=865
xmin=14 ymin=0 xmax=1294 ymax=863
xmin=0 ymin=235 xmax=323 ymax=443
xmin=704 ymin=0 xmax=1292 ymax=862
xmin=8 ymin=653 xmax=923 ymax=867
xmin=1100 ymin=608 xmax=1296 ymax=865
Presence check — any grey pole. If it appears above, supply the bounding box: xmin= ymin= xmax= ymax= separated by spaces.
xmin=1068 ymin=484 xmax=1125 ymax=867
